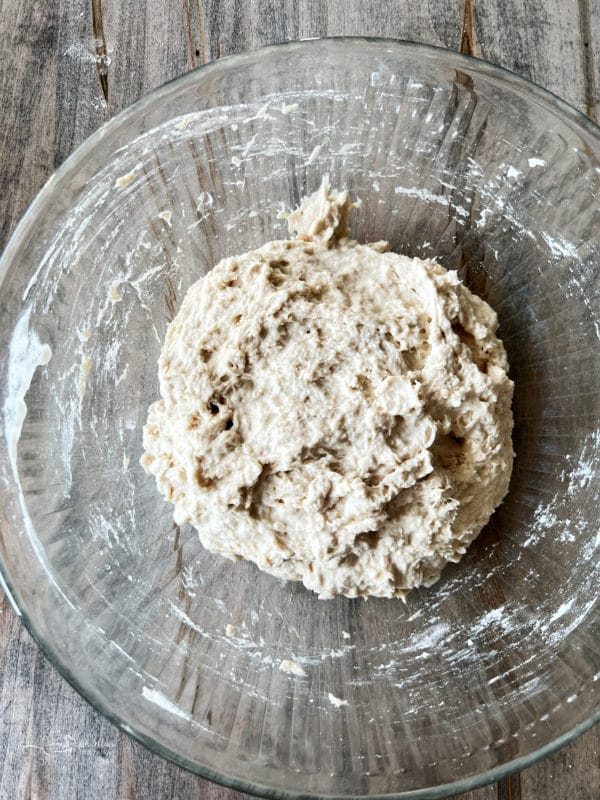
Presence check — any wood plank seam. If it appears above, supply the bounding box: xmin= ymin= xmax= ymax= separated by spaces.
xmin=497 ymin=772 xmax=522 ymax=800
xmin=460 ymin=0 xmax=481 ymax=57
xmin=91 ymin=0 xmax=109 ymax=103
xmin=193 ymin=0 xmax=208 ymax=64
xmin=577 ymin=0 xmax=598 ymax=121
xmin=184 ymin=0 xmax=199 ymax=69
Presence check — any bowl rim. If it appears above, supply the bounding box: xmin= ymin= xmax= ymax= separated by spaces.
xmin=0 ymin=35 xmax=598 ymax=800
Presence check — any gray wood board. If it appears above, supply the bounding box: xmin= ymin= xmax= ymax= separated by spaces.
xmin=1 ymin=1 xmax=599 ymax=798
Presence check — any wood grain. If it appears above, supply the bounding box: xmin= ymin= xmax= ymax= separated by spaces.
xmin=0 ymin=0 xmax=60 ymax=247
xmin=1 ymin=1 xmax=598 ymax=799
xmin=588 ymin=0 xmax=600 ymax=120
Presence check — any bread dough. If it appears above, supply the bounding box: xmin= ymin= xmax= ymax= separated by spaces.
xmin=142 ymin=183 xmax=513 ymax=599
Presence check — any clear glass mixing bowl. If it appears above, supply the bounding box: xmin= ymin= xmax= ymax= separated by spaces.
xmin=0 ymin=39 xmax=598 ymax=799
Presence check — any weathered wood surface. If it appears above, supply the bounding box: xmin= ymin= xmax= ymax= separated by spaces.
xmin=1 ymin=1 xmax=599 ymax=798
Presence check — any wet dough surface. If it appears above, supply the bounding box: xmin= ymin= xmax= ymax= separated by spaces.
xmin=142 ymin=184 xmax=513 ymax=598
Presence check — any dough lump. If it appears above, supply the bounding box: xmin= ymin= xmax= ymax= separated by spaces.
xmin=142 ymin=183 xmax=513 ymax=599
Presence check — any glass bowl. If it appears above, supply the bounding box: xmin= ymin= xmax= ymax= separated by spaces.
xmin=0 ymin=38 xmax=598 ymax=800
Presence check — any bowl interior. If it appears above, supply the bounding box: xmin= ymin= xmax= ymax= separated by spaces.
xmin=0 ymin=40 xmax=598 ymax=798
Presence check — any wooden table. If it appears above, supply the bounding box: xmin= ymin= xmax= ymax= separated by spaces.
xmin=1 ymin=2 xmax=599 ymax=798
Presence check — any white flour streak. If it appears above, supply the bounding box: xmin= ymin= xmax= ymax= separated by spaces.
xmin=404 ymin=621 xmax=451 ymax=651
xmin=109 ymin=640 xmax=135 ymax=662
xmin=168 ymin=601 xmax=207 ymax=637
xmin=181 ymin=564 xmax=197 ymax=597
xmin=540 ymin=598 xmax=596 ymax=648
xmin=394 ymin=185 xmax=450 ymax=206
xmin=307 ymin=144 xmax=323 ymax=165
xmin=4 ymin=309 xmax=75 ymax=610
xmin=142 ymin=687 xmax=191 ymax=720
xmin=321 ymin=646 xmax=356 ymax=660
xmin=241 ymin=133 xmax=258 ymax=158
xmin=470 ymin=605 xmax=518 ymax=637
xmin=4 ymin=309 xmax=52 ymax=468
xmin=523 ymin=502 xmax=558 ymax=547
xmin=541 ymin=232 xmax=579 ymax=260
xmin=328 ymin=692 xmax=349 ymax=708
xmin=566 ymin=429 xmax=599 ymax=495
xmin=546 ymin=598 xmax=575 ymax=625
